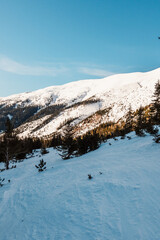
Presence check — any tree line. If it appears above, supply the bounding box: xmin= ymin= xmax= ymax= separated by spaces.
xmin=0 ymin=80 xmax=159 ymax=168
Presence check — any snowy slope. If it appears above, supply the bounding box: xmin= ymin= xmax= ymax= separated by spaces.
xmin=0 ymin=132 xmax=160 ymax=240
xmin=0 ymin=68 xmax=160 ymax=137
xmin=1 ymin=68 xmax=160 ymax=107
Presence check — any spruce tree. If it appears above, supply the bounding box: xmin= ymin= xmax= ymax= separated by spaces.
xmin=135 ymin=106 xmax=145 ymax=136
xmin=3 ymin=117 xmax=14 ymax=169
xmin=56 ymin=124 xmax=76 ymax=160
xmin=35 ymin=159 xmax=46 ymax=172
xmin=87 ymin=130 xmax=100 ymax=151
xmin=145 ymin=118 xmax=159 ymax=135
xmin=76 ymin=136 xmax=88 ymax=156
xmin=150 ymin=80 xmax=160 ymax=124
xmin=125 ymin=106 xmax=133 ymax=133
xmin=5 ymin=117 xmax=14 ymax=137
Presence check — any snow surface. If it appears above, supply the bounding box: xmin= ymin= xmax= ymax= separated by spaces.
xmin=0 ymin=132 xmax=160 ymax=240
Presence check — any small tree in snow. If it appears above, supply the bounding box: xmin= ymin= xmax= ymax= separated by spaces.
xmin=88 ymin=174 xmax=93 ymax=180
xmin=35 ymin=159 xmax=46 ymax=172
xmin=0 ymin=177 xmax=5 ymax=187
xmin=153 ymin=134 xmax=160 ymax=143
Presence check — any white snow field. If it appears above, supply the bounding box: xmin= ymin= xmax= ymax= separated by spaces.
xmin=0 ymin=132 xmax=160 ymax=240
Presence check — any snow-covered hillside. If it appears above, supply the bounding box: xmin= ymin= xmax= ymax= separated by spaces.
xmin=1 ymin=68 xmax=160 ymax=106
xmin=0 ymin=68 xmax=160 ymax=137
xmin=0 ymin=132 xmax=160 ymax=240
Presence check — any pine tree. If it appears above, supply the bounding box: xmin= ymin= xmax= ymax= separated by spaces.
xmin=35 ymin=159 xmax=46 ymax=172
xmin=87 ymin=130 xmax=101 ymax=151
xmin=3 ymin=117 xmax=14 ymax=169
xmin=75 ymin=130 xmax=100 ymax=156
xmin=135 ymin=106 xmax=145 ymax=136
xmin=125 ymin=106 xmax=133 ymax=133
xmin=153 ymin=135 xmax=160 ymax=143
xmin=145 ymin=118 xmax=159 ymax=135
xmin=5 ymin=117 xmax=14 ymax=136
xmin=76 ymin=136 xmax=88 ymax=156
xmin=150 ymin=80 xmax=160 ymax=124
xmin=56 ymin=124 xmax=76 ymax=160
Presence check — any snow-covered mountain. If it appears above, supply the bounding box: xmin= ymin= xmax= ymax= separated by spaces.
xmin=0 ymin=131 xmax=160 ymax=240
xmin=0 ymin=68 xmax=160 ymax=138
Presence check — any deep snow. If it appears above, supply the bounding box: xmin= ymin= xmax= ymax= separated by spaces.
xmin=0 ymin=132 xmax=160 ymax=240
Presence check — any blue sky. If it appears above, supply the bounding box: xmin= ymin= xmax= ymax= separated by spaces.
xmin=0 ymin=0 xmax=160 ymax=97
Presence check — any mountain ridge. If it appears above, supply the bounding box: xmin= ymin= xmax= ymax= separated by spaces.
xmin=0 ymin=68 xmax=160 ymax=137
xmin=1 ymin=67 xmax=160 ymax=104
